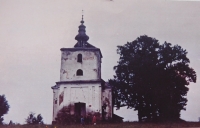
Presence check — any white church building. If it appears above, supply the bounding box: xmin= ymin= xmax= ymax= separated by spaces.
xmin=51 ymin=16 xmax=113 ymax=123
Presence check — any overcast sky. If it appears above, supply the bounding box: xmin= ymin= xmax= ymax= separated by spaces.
xmin=0 ymin=0 xmax=200 ymax=124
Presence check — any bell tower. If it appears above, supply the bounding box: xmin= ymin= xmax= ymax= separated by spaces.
xmin=59 ymin=15 xmax=102 ymax=81
xmin=52 ymin=16 xmax=106 ymax=123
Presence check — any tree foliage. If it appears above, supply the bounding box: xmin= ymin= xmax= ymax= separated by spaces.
xmin=110 ymin=35 xmax=196 ymax=122
xmin=55 ymin=106 xmax=78 ymax=125
xmin=25 ymin=112 xmax=43 ymax=125
xmin=0 ymin=95 xmax=10 ymax=125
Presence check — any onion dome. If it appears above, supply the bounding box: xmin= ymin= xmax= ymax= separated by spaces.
xmin=75 ymin=15 xmax=89 ymax=47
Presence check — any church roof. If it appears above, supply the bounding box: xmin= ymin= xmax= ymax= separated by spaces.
xmin=74 ymin=15 xmax=96 ymax=48
xmin=58 ymin=15 xmax=103 ymax=58
xmin=60 ymin=15 xmax=103 ymax=58
xmin=74 ymin=42 xmax=96 ymax=48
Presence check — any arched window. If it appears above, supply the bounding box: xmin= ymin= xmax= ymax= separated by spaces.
xmin=77 ymin=54 xmax=82 ymax=62
xmin=76 ymin=69 xmax=83 ymax=76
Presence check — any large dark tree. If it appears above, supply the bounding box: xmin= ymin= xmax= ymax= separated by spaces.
xmin=0 ymin=95 xmax=10 ymax=125
xmin=110 ymin=35 xmax=196 ymax=122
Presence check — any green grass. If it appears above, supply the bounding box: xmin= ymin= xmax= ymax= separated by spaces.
xmin=1 ymin=122 xmax=200 ymax=128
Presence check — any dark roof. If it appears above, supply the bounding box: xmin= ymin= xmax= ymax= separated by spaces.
xmin=112 ymin=114 xmax=124 ymax=122
xmin=74 ymin=16 xmax=95 ymax=48
xmin=74 ymin=42 xmax=96 ymax=48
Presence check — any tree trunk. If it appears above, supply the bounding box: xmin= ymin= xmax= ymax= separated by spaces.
xmin=138 ymin=109 xmax=142 ymax=122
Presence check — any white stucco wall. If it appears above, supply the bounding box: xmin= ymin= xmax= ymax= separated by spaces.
xmin=52 ymin=82 xmax=102 ymax=121
xmin=102 ymin=87 xmax=112 ymax=119
xmin=60 ymin=50 xmax=101 ymax=81
xmin=52 ymin=48 xmax=110 ymax=122
xmin=52 ymin=88 xmax=59 ymax=120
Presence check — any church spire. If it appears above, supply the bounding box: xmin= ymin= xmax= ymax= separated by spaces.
xmin=81 ymin=14 xmax=84 ymax=24
xmin=75 ymin=14 xmax=89 ymax=47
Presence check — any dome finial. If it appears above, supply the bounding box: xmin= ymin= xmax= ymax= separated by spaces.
xmin=75 ymin=11 xmax=89 ymax=47
xmin=81 ymin=10 xmax=84 ymax=24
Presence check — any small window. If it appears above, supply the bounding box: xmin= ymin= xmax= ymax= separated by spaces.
xmin=77 ymin=54 xmax=82 ymax=62
xmin=76 ymin=69 xmax=83 ymax=76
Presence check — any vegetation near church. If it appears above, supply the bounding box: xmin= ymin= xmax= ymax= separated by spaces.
xmin=0 ymin=95 xmax=10 ymax=125
xmin=110 ymin=35 xmax=197 ymax=122
xmin=25 ymin=112 xmax=43 ymax=125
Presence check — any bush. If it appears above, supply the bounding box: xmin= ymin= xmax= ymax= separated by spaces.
xmin=25 ymin=112 xmax=43 ymax=125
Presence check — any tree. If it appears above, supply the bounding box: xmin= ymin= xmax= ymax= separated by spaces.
xmin=56 ymin=106 xmax=77 ymax=125
xmin=0 ymin=95 xmax=10 ymax=125
xmin=110 ymin=35 xmax=196 ymax=122
xmin=25 ymin=112 xmax=43 ymax=125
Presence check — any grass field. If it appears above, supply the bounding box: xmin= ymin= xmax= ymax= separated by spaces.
xmin=1 ymin=122 xmax=200 ymax=128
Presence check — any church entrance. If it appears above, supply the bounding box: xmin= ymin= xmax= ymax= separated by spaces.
xmin=75 ymin=102 xmax=86 ymax=117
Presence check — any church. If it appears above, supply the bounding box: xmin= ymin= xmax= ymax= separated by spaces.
xmin=51 ymin=16 xmax=113 ymax=123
